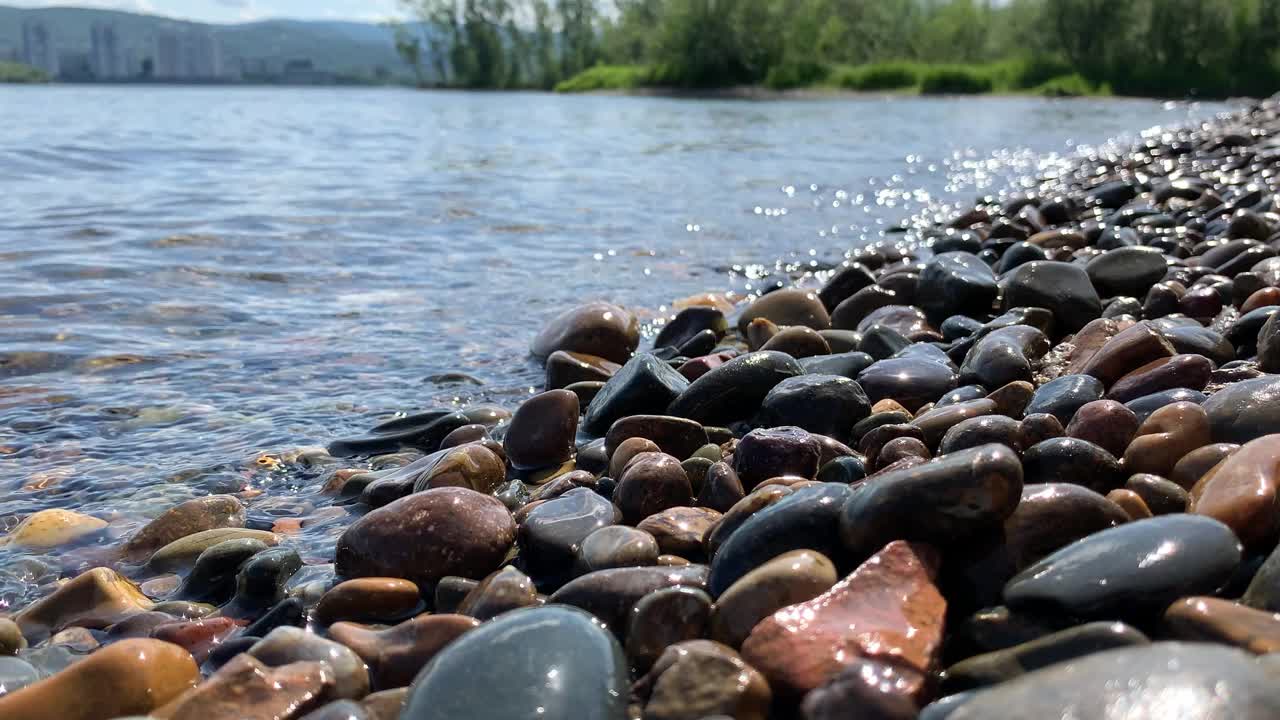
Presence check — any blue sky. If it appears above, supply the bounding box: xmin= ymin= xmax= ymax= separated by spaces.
xmin=8 ymin=0 xmax=406 ymax=22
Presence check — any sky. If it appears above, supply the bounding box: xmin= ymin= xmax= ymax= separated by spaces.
xmin=7 ymin=0 xmax=406 ymax=23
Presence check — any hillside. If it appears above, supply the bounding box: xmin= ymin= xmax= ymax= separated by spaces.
xmin=0 ymin=5 xmax=414 ymax=80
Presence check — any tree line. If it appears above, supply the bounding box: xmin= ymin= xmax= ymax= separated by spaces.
xmin=393 ymin=0 xmax=1280 ymax=97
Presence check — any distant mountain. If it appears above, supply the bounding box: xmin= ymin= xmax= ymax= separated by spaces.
xmin=0 ymin=5 xmax=417 ymax=80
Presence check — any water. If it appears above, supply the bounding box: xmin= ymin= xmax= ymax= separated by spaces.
xmin=0 ymin=86 xmax=1226 ymax=606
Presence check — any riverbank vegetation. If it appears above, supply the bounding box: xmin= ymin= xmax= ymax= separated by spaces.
xmin=0 ymin=62 xmax=49 ymax=84
xmin=397 ymin=0 xmax=1280 ymax=98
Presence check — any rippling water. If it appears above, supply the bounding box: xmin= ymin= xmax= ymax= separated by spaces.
xmin=0 ymin=86 xmax=1226 ymax=606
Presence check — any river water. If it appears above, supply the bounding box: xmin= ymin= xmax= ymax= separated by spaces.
xmin=0 ymin=86 xmax=1226 ymax=607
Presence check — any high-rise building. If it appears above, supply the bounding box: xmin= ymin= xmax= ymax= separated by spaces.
xmin=152 ymin=30 xmax=181 ymax=78
xmin=21 ymin=20 xmax=59 ymax=77
xmin=152 ymin=29 xmax=223 ymax=79
xmin=90 ymin=22 xmax=122 ymax=79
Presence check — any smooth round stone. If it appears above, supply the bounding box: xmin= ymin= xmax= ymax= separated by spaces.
xmin=1229 ymin=306 xmax=1280 ymax=355
xmin=711 ymin=549 xmax=837 ymax=649
xmin=224 ymin=547 xmax=302 ymax=614
xmin=737 ymin=288 xmax=831 ymax=333
xmin=531 ymin=301 xmax=639 ymax=364
xmin=1022 ymin=437 xmax=1123 ymax=493
xmin=329 ymin=613 xmax=479 ymax=690
xmin=754 ymin=375 xmax=870 ymax=444
xmin=919 ymin=251 xmax=998 ymax=322
xmin=150 ymin=616 xmax=238 ymax=664
xmin=175 ymin=537 xmax=270 ymax=604
xmin=608 ymin=436 xmax=661 ymax=478
xmin=942 ymin=621 xmax=1149 ymax=693
xmin=626 ymin=586 xmax=714 ymax=671
xmin=638 ymin=640 xmax=772 ymax=720
xmin=858 ymin=323 xmax=911 ymax=360
xmin=696 ymin=461 xmax=746 ymax=512
xmin=329 ymin=411 xmax=473 ymax=457
xmin=801 ymin=656 xmax=921 ymax=720
xmin=1258 ymin=311 xmax=1280 ymax=373
xmin=545 ymin=351 xmax=619 ymax=390
xmin=708 ymin=484 xmax=852 ymax=597
xmin=1124 ymin=474 xmax=1189 ymax=515
xmin=0 ymin=639 xmax=198 ymax=720
xmin=1003 ymin=483 xmax=1128 ymax=571
xmin=336 ymin=487 xmax=515 ymax=588
xmin=856 ymin=305 xmax=930 ymax=339
xmin=801 ymin=351 xmax=875 ymax=381
xmin=0 ymin=619 xmax=26 ymax=656
xmin=457 ymin=566 xmax=537 ymax=621
xmin=911 ymin=399 xmax=997 ymax=450
xmin=0 ymin=656 xmax=39 ymax=697
xmin=576 ymin=525 xmax=659 ymax=574
xmin=1124 ymin=401 xmax=1212 ymax=477
xmin=297 ymin=700 xmax=369 ymax=720
xmin=857 ymin=356 xmax=958 ymax=414
xmin=157 ymin=651 xmax=334 ymax=719
xmin=122 ymin=495 xmax=245 ymax=562
xmin=438 ymin=423 xmax=492 ymax=450
xmin=948 ymin=643 xmax=1280 ymax=720
xmin=1106 ymin=488 xmax=1154 ymax=519
xmin=614 ymin=452 xmax=693 ymax=525
xmin=819 ymin=264 xmax=877 ymax=311
xmin=583 ymin=354 xmax=691 ymax=436
xmin=655 ymin=306 xmax=728 ymax=350
xmin=815 ymin=455 xmax=866 ymax=484
xmin=15 ymin=567 xmax=153 ymax=642
xmin=740 ymin=541 xmax=944 ymax=697
xmin=919 ymin=691 xmax=976 ymax=720
xmin=2 ymin=509 xmax=106 ymax=549
xmin=1244 ymin=543 xmax=1280 ymax=613
xmin=1125 ymin=387 xmax=1207 ymax=424
xmin=1204 ymin=376 xmax=1280 ymax=444
xmin=410 ymin=444 xmax=506 ymax=495
xmin=1086 ymin=246 xmax=1168 ymax=298
xmin=547 ymin=565 xmax=709 ymax=636
xmin=936 ymin=385 xmax=988 ymax=408
xmin=732 ymin=426 xmax=821 ymax=490
xmin=1077 ymin=321 xmax=1175 ymax=386
xmin=937 ymin=415 xmax=1024 ymax=455
xmin=839 ymin=444 xmax=1024 ymax=560
xmin=604 ymin=415 xmax=708 ymax=462
xmin=959 ymin=325 xmax=1049 ymax=389
xmin=637 ymin=507 xmax=721 ymax=560
xmin=314 ymin=578 xmax=420 ymax=625
xmin=1024 ymin=374 xmax=1105 ymax=425
xmin=248 ymin=625 xmax=369 ymax=699
xmin=503 ymin=389 xmax=579 ymax=470
xmin=1106 ymin=353 xmax=1212 ymax=404
xmin=1190 ymin=434 xmax=1280 ymax=549
xmin=667 ymin=351 xmax=803 ymax=425
xmin=520 ymin=486 xmax=621 ymax=572
xmin=1004 ymin=515 xmax=1242 ymax=620
xmin=147 ymin=528 xmax=280 ymax=572
xmin=1163 ymin=596 xmax=1280 ymax=654
xmin=760 ymin=326 xmax=830 ymax=358
xmin=1063 ymin=400 xmax=1138 ymax=458
xmin=1163 ymin=325 xmax=1234 ymax=366
xmin=704 ymin=486 xmax=794 ymax=559
xmin=1000 ymin=261 xmax=1102 ymax=333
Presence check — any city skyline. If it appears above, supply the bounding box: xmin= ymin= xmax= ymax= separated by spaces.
xmin=4 ymin=0 xmax=402 ymax=23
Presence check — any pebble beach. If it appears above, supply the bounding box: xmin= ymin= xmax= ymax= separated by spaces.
xmin=5 ymin=95 xmax=1280 ymax=719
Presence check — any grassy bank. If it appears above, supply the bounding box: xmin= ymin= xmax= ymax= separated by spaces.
xmin=557 ymin=58 xmax=1113 ymax=97
xmin=0 ymin=62 xmax=50 ymax=84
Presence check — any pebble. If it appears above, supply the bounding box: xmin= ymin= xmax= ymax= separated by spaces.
xmin=0 ymin=619 xmax=26 ymax=656
xmin=625 ymin=586 xmax=714 ymax=671
xmin=503 ymin=389 xmax=579 ymax=469
xmin=248 ymin=625 xmax=369 ymax=699
xmin=583 ymin=354 xmax=690 ymax=435
xmin=637 ymin=506 xmax=721 ymax=559
xmin=153 ymin=651 xmax=334 ymax=720
xmin=314 ymin=577 xmax=421 ymax=624
xmin=520 ymin=486 xmax=621 ymax=573
xmin=942 ymin=621 xmax=1149 ymax=692
xmin=148 ymin=528 xmax=280 ymax=572
xmin=667 ymin=351 xmax=803 ymax=425
xmin=122 ymin=495 xmax=246 ymax=561
xmin=604 ymin=414 xmax=708 ymax=463
xmin=1189 ymin=434 xmax=1280 ymax=549
xmin=740 ymin=541 xmax=944 ymax=697
xmin=614 ymin=451 xmax=693 ymax=524
xmin=548 ymin=565 xmax=709 ymax=636
xmin=1123 ymin=400 xmax=1211 ymax=477
xmin=0 ymin=639 xmax=198 ymax=720
xmin=1022 ymin=437 xmax=1123 ymax=493
xmin=15 ymin=567 xmax=153 ymax=642
xmin=1078 ymin=321 xmax=1175 ymax=386
xmin=1024 ymin=374 xmax=1105 ymax=425
xmin=531 ymin=301 xmax=639 ymax=364
xmin=1063 ymin=400 xmax=1139 ymax=457
xmin=637 ymin=640 xmax=772 ymax=720
xmin=919 ymin=251 xmax=998 ymax=323
xmin=948 ymin=643 xmax=1280 ymax=720
xmin=1004 ymin=514 xmax=1241 ymax=620
xmin=1106 ymin=353 xmax=1212 ymax=403
xmin=1 ymin=509 xmax=107 ymax=549
xmin=1002 ymin=483 xmax=1128 ymax=570
xmin=711 ymin=549 xmax=837 ymax=649
xmin=0 ymin=655 xmax=39 ymax=697
xmin=857 ymin=355 xmax=958 ymax=413
xmin=335 ymin=487 xmax=515 ymax=588
xmin=1163 ymin=596 xmax=1280 ymax=654
xmin=737 ymin=288 xmax=830 ymax=333
xmin=754 ymin=374 xmax=870 ymax=443
xmin=801 ymin=657 xmax=921 ymax=720
xmin=400 ymin=606 xmax=629 ymax=720
xmin=732 ymin=426 xmax=821 ymax=489
xmin=544 ymin=350 xmax=619 ymax=389
xmin=1000 ymin=261 xmax=1102 ymax=333
xmin=457 ymin=566 xmax=538 ymax=620
xmin=576 ymin=525 xmax=660 ymax=573
xmin=329 ymin=613 xmax=478 ymax=690
xmin=1203 ymin=375 xmax=1280 ymax=443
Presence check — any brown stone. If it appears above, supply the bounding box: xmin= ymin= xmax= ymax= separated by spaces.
xmin=1064 ymin=400 xmax=1139 ymax=458
xmin=740 ymin=541 xmax=945 ymax=696
xmin=0 ymin=639 xmax=198 ymax=720
xmin=1106 ymin=354 xmax=1212 ymax=404
xmin=1163 ymin=596 xmax=1280 ymax=654
xmin=411 ymin=444 xmax=507 ymax=495
xmin=329 ymin=613 xmax=480 ymax=690
xmin=637 ymin=640 xmax=772 ymax=720
xmin=314 ymin=578 xmax=422 ymax=624
xmin=704 ymin=486 xmax=793 ymax=559
xmin=801 ymin=658 xmax=924 ymax=720
xmin=503 ymin=389 xmax=579 ymax=470
xmin=614 ymin=452 xmax=694 ymax=524
xmin=457 ymin=566 xmax=538 ymax=621
xmin=545 ymin=350 xmax=620 ymax=389
xmin=609 ymin=436 xmax=661 ymax=479
xmin=606 ymin=415 xmax=710 ymax=461
xmin=1106 ymin=488 xmax=1153 ymax=520
xmin=1061 ymin=318 xmax=1124 ymax=376
xmin=1242 ymin=287 xmax=1280 ymax=314
xmin=637 ymin=506 xmax=722 ymax=559
xmin=696 ymin=461 xmax=745 ymax=513
xmin=2 ymin=509 xmax=107 ymax=549
xmin=147 ymin=528 xmax=280 ymax=571
xmin=711 ymin=549 xmax=838 ymax=649
xmin=531 ymin=301 xmax=639 ymax=364
xmin=151 ymin=616 xmax=239 ymax=664
xmin=1171 ymin=442 xmax=1240 ymax=490
xmin=760 ymin=326 xmax=832 ymax=358
xmin=15 ymin=567 xmax=153 ymax=642
xmin=1123 ymin=401 xmax=1211 ymax=477
xmin=361 ymin=688 xmax=408 ymax=720
xmin=737 ymin=288 xmax=831 ymax=333
xmin=1189 ymin=434 xmax=1280 ymax=549
xmin=153 ymin=653 xmax=333 ymax=720
xmin=746 ymin=317 xmax=780 ymax=350
xmin=335 ymin=487 xmax=516 ymax=588
xmin=123 ymin=495 xmax=245 ymax=561
xmin=1077 ymin=321 xmax=1175 ymax=386
xmin=988 ymin=381 xmax=1035 ymax=418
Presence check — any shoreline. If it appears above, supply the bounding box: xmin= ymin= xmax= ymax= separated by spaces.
xmin=3 ymin=96 xmax=1280 ymax=718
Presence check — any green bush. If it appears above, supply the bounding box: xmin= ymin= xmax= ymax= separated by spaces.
xmin=1034 ymin=73 xmax=1101 ymax=97
xmin=838 ymin=62 xmax=921 ymax=90
xmin=554 ymin=65 xmax=653 ymax=92
xmin=763 ymin=58 xmax=830 ymax=89
xmin=920 ymin=65 xmax=994 ymax=94
xmin=0 ymin=62 xmax=49 ymax=84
